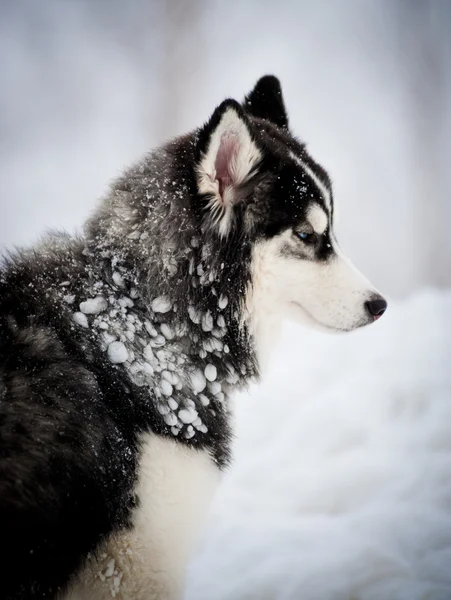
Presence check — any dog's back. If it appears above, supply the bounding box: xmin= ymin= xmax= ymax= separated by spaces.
xmin=0 ymin=241 xmax=142 ymax=598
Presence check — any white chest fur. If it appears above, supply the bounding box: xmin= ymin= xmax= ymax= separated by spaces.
xmin=65 ymin=434 xmax=220 ymax=600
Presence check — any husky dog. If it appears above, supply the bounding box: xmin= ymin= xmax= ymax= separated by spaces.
xmin=0 ymin=76 xmax=386 ymax=599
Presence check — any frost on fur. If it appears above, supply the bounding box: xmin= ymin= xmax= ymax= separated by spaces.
xmin=197 ymin=102 xmax=261 ymax=237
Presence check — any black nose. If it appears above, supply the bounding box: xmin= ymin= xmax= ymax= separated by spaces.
xmin=365 ymin=296 xmax=387 ymax=321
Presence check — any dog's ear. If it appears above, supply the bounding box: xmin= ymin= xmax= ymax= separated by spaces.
xmin=196 ymin=99 xmax=262 ymax=237
xmin=243 ymin=75 xmax=288 ymax=129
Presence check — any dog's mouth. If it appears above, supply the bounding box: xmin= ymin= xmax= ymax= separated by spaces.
xmin=290 ymin=301 xmax=372 ymax=333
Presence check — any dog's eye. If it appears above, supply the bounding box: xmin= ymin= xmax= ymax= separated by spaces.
xmin=296 ymin=231 xmax=315 ymax=244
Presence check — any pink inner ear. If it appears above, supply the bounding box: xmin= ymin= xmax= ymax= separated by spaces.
xmin=215 ymin=132 xmax=239 ymax=200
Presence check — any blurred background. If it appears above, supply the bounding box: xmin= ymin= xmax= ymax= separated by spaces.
xmin=1 ymin=2 xmax=451 ymax=599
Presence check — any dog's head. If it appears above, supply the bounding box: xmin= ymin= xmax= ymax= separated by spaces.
xmin=193 ymin=75 xmax=386 ymax=334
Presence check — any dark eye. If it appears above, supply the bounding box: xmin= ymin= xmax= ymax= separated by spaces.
xmin=296 ymin=231 xmax=316 ymax=244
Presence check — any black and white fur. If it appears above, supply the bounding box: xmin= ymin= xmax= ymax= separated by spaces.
xmin=0 ymin=76 xmax=387 ymax=599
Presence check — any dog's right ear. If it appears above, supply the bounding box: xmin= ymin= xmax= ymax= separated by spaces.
xmin=195 ymin=99 xmax=262 ymax=237
xmin=244 ymin=75 xmax=288 ymax=129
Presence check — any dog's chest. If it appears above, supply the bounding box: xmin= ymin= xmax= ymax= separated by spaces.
xmin=65 ymin=433 xmax=220 ymax=600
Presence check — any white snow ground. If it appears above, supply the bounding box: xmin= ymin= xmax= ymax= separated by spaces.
xmin=186 ymin=290 xmax=451 ymax=600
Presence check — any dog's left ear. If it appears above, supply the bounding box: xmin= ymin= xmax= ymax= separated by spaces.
xmin=196 ymin=99 xmax=262 ymax=237
xmin=244 ymin=75 xmax=288 ymax=129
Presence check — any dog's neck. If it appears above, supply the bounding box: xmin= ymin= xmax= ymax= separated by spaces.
xmin=83 ymin=148 xmax=263 ymax=393
xmin=81 ymin=232 xmax=261 ymax=390
xmin=241 ymin=240 xmax=283 ymax=373
xmin=244 ymin=308 xmax=282 ymax=374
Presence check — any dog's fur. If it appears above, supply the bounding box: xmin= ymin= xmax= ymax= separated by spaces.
xmin=0 ymin=76 xmax=386 ymax=599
